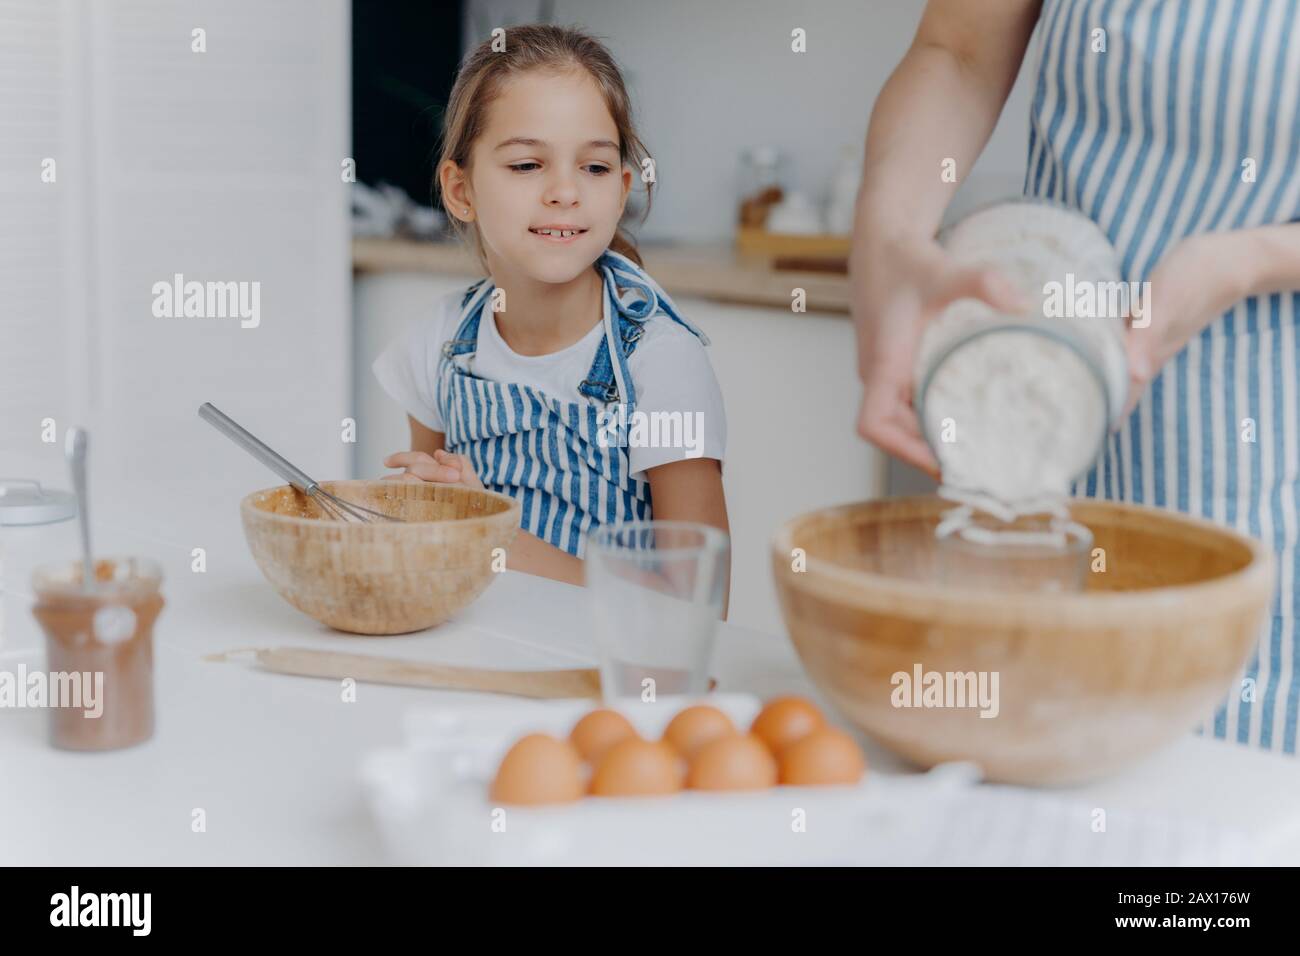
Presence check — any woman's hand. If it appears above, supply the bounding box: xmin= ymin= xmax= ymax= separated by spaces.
xmin=1123 ymin=232 xmax=1253 ymax=417
xmin=849 ymin=0 xmax=1041 ymax=476
xmin=382 ymin=449 xmax=484 ymax=490
xmin=851 ymin=235 xmax=1028 ymax=476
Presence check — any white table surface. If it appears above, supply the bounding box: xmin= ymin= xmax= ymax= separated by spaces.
xmin=3 ymin=478 xmax=1299 ymax=866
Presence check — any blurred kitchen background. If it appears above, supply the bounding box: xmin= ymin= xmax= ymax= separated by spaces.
xmin=2 ymin=0 xmax=1036 ymax=633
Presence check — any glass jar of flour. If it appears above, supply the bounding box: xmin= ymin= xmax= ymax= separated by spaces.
xmin=914 ymin=198 xmax=1129 ymax=511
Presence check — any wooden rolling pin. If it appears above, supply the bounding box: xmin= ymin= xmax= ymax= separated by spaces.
xmin=205 ymin=646 xmax=602 ymax=700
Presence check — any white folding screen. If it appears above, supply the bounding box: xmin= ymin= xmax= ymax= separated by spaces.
xmin=1 ymin=0 xmax=351 ymax=502
xmin=0 ymin=0 xmax=89 ymax=476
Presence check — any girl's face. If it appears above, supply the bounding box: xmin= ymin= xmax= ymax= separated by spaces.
xmin=455 ymin=68 xmax=633 ymax=285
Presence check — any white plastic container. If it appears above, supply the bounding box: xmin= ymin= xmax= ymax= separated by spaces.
xmin=357 ymin=694 xmax=1263 ymax=866
xmin=358 ymin=695 xmax=979 ymax=866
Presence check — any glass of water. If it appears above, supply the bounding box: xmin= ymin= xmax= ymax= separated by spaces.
xmin=585 ymin=520 xmax=730 ymax=702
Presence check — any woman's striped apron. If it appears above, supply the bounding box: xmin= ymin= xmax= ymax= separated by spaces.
xmin=435 ymin=250 xmax=709 ymax=558
xmin=1027 ymin=0 xmax=1300 ymax=753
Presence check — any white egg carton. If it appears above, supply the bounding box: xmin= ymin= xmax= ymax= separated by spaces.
xmin=358 ymin=694 xmax=982 ymax=866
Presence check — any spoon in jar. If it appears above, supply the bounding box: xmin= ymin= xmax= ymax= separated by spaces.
xmin=65 ymin=426 xmax=94 ymax=592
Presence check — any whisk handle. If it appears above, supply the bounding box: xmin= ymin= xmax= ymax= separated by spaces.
xmin=198 ymin=402 xmax=317 ymax=493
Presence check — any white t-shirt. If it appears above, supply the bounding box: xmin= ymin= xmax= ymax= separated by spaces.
xmin=373 ymin=288 xmax=726 ymax=478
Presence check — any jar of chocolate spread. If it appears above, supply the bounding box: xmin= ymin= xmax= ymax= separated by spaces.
xmin=31 ymin=557 xmax=163 ymax=751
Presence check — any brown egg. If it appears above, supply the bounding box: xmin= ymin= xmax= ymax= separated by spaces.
xmin=489 ymin=733 xmax=585 ymax=806
xmin=687 ymin=734 xmax=778 ymax=791
xmin=750 ymin=696 xmax=825 ymax=754
xmin=662 ymin=705 xmax=735 ymax=759
xmin=778 ymin=727 xmax=867 ymax=786
xmin=569 ymin=709 xmax=639 ymax=763
xmin=590 ymin=738 xmax=682 ymax=797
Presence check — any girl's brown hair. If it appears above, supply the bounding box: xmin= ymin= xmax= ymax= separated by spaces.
xmin=437 ymin=24 xmax=651 ymax=268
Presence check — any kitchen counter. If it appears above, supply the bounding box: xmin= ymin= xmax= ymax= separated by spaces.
xmin=3 ymin=477 xmax=1299 ymax=865
xmin=352 ymin=237 xmax=853 ymax=314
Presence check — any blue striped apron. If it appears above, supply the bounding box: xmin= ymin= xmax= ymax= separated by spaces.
xmin=435 ymin=250 xmax=709 ymax=558
xmin=1027 ymin=0 xmax=1300 ymax=753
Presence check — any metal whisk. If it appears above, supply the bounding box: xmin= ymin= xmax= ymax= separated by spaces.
xmin=199 ymin=402 xmax=402 ymax=523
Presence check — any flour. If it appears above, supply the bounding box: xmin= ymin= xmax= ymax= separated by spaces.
xmin=922 ymin=326 xmax=1107 ymax=507
xmin=915 ymin=199 xmax=1126 ymax=528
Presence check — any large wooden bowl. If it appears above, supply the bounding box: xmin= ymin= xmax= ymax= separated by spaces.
xmin=772 ymin=497 xmax=1274 ymax=785
xmin=241 ymin=480 xmax=520 ymax=635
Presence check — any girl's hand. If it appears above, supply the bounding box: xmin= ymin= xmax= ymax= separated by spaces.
xmin=382 ymin=449 xmax=484 ymax=490
xmin=851 ymin=235 xmax=1028 ymax=476
xmin=1122 ymin=232 xmax=1251 ymax=417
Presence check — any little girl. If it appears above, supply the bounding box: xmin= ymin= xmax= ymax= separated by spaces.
xmin=373 ymin=24 xmax=729 ymax=590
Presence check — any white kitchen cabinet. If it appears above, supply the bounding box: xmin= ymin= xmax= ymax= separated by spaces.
xmin=353 ymin=272 xmax=473 ymax=476
xmin=354 ymin=272 xmax=882 ymax=635
xmin=687 ymin=297 xmax=882 ymax=632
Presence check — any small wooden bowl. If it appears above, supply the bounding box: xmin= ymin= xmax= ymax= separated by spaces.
xmin=241 ymin=480 xmax=520 ymax=635
xmin=772 ymin=497 xmax=1274 ymax=785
